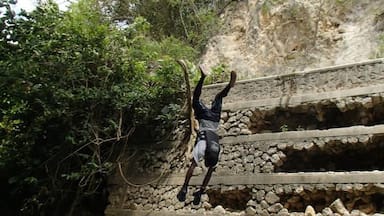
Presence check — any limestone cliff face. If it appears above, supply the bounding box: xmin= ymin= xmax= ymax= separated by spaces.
xmin=201 ymin=0 xmax=384 ymax=79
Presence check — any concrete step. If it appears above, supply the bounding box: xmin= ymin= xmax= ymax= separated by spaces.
xmin=112 ymin=125 xmax=384 ymax=186
xmin=220 ymin=124 xmax=384 ymax=145
xmin=223 ymin=83 xmax=384 ymax=111
xmin=105 ymin=209 xmax=228 ymax=216
xmin=131 ymin=171 xmax=384 ymax=186
xmin=200 ymin=58 xmax=384 ymax=107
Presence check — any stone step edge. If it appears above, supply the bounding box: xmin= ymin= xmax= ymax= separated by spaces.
xmin=105 ymin=209 xmax=224 ymax=216
xmin=222 ymin=83 xmax=384 ymax=111
xmin=203 ymin=58 xmax=384 ymax=89
xmin=220 ymin=124 xmax=384 ymax=145
xmin=129 ymin=171 xmax=384 ymax=186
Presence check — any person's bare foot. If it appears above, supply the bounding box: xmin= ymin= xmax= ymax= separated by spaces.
xmin=199 ymin=65 xmax=207 ymax=78
xmin=229 ymin=71 xmax=237 ymax=87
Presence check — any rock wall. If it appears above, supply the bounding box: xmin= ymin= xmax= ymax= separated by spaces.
xmin=201 ymin=0 xmax=384 ymax=79
xmin=200 ymin=59 xmax=384 ymax=105
xmin=217 ymin=93 xmax=384 ymax=137
xmin=108 ymin=183 xmax=384 ymax=215
xmin=217 ymin=133 xmax=378 ymax=175
xmin=106 ymin=59 xmax=384 ymax=216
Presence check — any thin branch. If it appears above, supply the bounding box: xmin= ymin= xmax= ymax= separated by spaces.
xmin=217 ymin=0 xmax=237 ymax=16
xmin=116 ymin=127 xmax=136 ymax=162
xmin=59 ymin=133 xmax=133 ymax=164
xmin=190 ymin=0 xmax=202 ymax=22
xmin=179 ymin=0 xmax=189 ymax=39
xmin=117 ymin=109 xmax=122 ymax=141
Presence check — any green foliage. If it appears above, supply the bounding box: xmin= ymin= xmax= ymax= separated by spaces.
xmin=334 ymin=0 xmax=350 ymax=4
xmin=261 ymin=0 xmax=285 ymax=15
xmin=262 ymin=0 xmax=304 ymax=19
xmin=190 ymin=63 xmax=230 ymax=85
xmin=280 ymin=124 xmax=289 ymax=132
xmin=99 ymin=0 xmax=223 ymax=52
xmin=204 ymin=64 xmax=230 ymax=84
xmin=325 ymin=0 xmax=359 ymax=15
xmin=0 ymin=0 xmax=195 ymax=214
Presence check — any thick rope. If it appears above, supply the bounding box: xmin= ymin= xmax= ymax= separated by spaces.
xmin=117 ymin=161 xmax=167 ymax=187
xmin=117 ymin=60 xmax=193 ymax=187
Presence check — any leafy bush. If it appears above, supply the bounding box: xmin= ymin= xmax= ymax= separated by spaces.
xmin=189 ymin=63 xmax=230 ymax=85
xmin=0 ymin=0 xmax=195 ymax=214
xmin=99 ymin=0 xmax=223 ymax=53
xmin=205 ymin=64 xmax=231 ymax=84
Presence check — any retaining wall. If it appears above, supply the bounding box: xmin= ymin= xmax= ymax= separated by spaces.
xmin=106 ymin=59 xmax=384 ymax=216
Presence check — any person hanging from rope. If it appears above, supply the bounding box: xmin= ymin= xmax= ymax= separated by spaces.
xmin=176 ymin=64 xmax=236 ymax=205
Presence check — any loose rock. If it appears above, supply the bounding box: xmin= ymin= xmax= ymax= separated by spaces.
xmin=213 ymin=205 xmax=226 ymax=214
xmin=265 ymin=191 xmax=280 ymax=204
xmin=305 ymin=205 xmax=316 ymax=216
xmin=245 ymin=206 xmax=257 ymax=215
xmin=330 ymin=199 xmax=350 ymax=215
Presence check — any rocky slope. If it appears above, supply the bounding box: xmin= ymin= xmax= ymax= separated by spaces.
xmin=201 ymin=0 xmax=384 ymax=79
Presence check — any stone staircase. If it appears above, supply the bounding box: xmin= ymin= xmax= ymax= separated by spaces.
xmin=106 ymin=58 xmax=384 ymax=216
